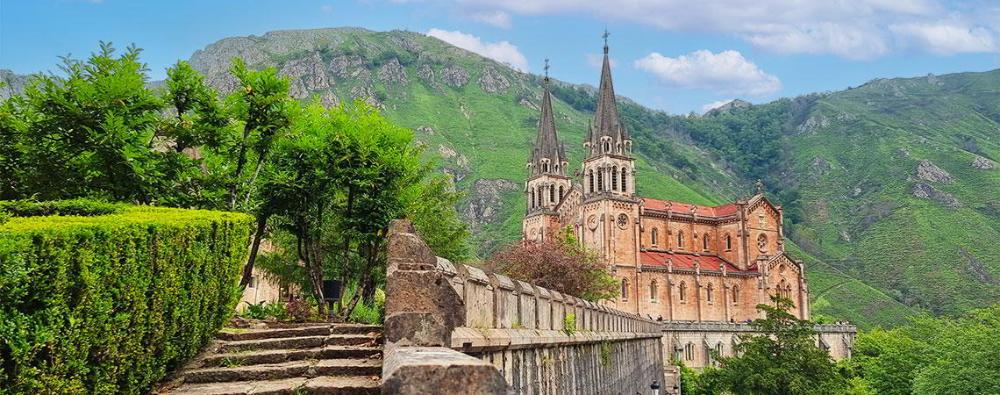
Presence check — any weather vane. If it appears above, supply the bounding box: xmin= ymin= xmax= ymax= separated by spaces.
xmin=544 ymin=58 xmax=550 ymax=79
xmin=602 ymin=28 xmax=610 ymax=53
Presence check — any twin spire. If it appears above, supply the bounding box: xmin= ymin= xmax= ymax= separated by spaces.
xmin=530 ymin=58 xmax=567 ymax=177
xmin=529 ymin=31 xmax=631 ymax=179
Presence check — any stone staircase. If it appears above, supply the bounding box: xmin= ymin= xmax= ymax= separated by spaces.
xmin=155 ymin=322 xmax=383 ymax=395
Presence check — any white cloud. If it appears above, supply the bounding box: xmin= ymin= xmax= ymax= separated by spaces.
xmin=469 ymin=10 xmax=511 ymax=28
xmin=320 ymin=4 xmax=334 ymax=13
xmin=890 ymin=21 xmax=998 ymax=54
xmin=453 ymin=0 xmax=999 ymax=58
xmin=634 ymin=50 xmax=781 ymax=96
xmin=701 ymin=99 xmax=736 ymax=114
xmin=426 ymin=28 xmax=529 ymax=71
xmin=585 ymin=53 xmax=617 ymax=69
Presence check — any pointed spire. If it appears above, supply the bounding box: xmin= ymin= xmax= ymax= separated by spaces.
xmin=588 ymin=31 xmax=630 ymax=158
xmin=529 ymin=59 xmax=565 ymax=176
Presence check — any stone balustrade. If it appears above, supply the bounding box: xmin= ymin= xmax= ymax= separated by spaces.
xmin=382 ymin=220 xmax=666 ymax=394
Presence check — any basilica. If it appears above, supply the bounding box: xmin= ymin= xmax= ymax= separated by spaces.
xmin=522 ymin=40 xmax=810 ymax=323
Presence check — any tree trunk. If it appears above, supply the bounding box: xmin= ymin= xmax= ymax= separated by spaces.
xmin=239 ymin=214 xmax=269 ymax=288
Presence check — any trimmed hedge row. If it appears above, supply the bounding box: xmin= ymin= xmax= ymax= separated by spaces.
xmin=0 ymin=204 xmax=252 ymax=394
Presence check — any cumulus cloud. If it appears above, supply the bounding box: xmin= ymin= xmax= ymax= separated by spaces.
xmin=468 ymin=10 xmax=511 ymax=28
xmin=426 ymin=29 xmax=529 ymax=71
xmin=890 ymin=21 xmax=998 ymax=54
xmin=452 ymin=0 xmax=999 ymax=58
xmin=701 ymin=99 xmax=736 ymax=114
xmin=634 ymin=50 xmax=781 ymax=96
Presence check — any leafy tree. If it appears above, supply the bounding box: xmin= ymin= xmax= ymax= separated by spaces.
xmin=486 ymin=227 xmax=618 ymax=301
xmin=700 ymin=295 xmax=851 ymax=395
xmin=3 ymin=42 xmax=166 ymax=202
xmin=404 ymin=173 xmax=471 ymax=262
xmin=850 ymin=303 xmax=1000 ymax=395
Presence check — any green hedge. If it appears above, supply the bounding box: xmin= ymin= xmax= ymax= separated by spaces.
xmin=0 ymin=204 xmax=253 ymax=394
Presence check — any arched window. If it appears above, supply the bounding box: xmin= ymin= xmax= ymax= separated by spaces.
xmin=588 ymin=170 xmax=594 ymax=193
xmin=538 ymin=186 xmax=543 ymax=206
xmin=679 ymin=281 xmax=687 ymax=301
xmin=703 ymin=234 xmax=710 ymax=250
xmin=725 ymin=234 xmax=732 ymax=251
xmin=621 ymin=167 xmax=627 ymax=191
xmin=651 ymin=228 xmax=659 ymax=245
xmin=731 ymin=285 xmax=739 ymax=304
xmin=612 ymin=166 xmax=618 ymax=191
xmin=597 ymin=169 xmax=604 ymax=192
xmin=604 ymin=141 xmax=611 ymax=153
xmin=542 ymin=162 xmax=549 ymax=173
xmin=549 ymin=185 xmax=555 ymax=203
xmin=650 ymin=280 xmax=658 ymax=301
xmin=685 ymin=343 xmax=694 ymax=361
xmin=621 ymin=279 xmax=629 ymax=300
xmin=707 ymin=283 xmax=714 ymax=302
xmin=559 ymin=185 xmax=564 ymax=200
xmin=529 ymin=189 xmax=535 ymax=208
xmin=677 ymin=231 xmax=685 ymax=249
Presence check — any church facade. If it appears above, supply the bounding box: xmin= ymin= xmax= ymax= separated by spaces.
xmin=522 ymin=41 xmax=810 ymax=323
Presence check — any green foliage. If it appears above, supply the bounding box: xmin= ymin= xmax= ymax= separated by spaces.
xmin=240 ymin=301 xmax=287 ymax=321
xmin=700 ymin=296 xmax=851 ymax=395
xmin=563 ymin=313 xmax=577 ymax=336
xmin=0 ymin=198 xmax=123 ymax=217
xmin=0 ymin=203 xmax=252 ymax=394
xmin=1 ymin=43 xmax=166 ymax=202
xmin=405 ymin=174 xmax=472 ymax=262
xmin=850 ymin=303 xmax=1000 ymax=395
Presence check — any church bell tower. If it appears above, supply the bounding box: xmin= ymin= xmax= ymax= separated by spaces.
xmin=523 ymin=60 xmax=571 ymax=242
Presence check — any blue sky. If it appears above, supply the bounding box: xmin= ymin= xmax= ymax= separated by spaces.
xmin=2 ymin=0 xmax=998 ymax=113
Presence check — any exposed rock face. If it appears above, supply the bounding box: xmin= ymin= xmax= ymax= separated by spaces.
xmin=912 ymin=183 xmax=961 ymax=208
xmin=440 ymin=65 xmax=468 ymax=88
xmin=0 ymin=69 xmax=29 ymax=100
xmin=705 ymin=99 xmax=751 ymax=116
xmin=960 ymin=249 xmax=996 ymax=285
xmin=915 ymin=160 xmax=953 ymax=183
xmin=477 ymin=66 xmax=510 ymax=93
xmin=438 ymin=144 xmax=469 ymax=183
xmin=462 ymin=179 xmax=517 ymax=231
xmin=797 ymin=114 xmax=830 ymax=133
xmin=809 ymin=157 xmax=833 ymax=180
xmin=329 ymin=55 xmax=369 ymax=80
xmin=972 ymin=156 xmax=995 ymax=170
xmin=279 ymin=53 xmax=330 ymax=99
xmin=190 ymin=37 xmax=269 ymax=94
xmin=416 ymin=64 xmax=438 ymax=89
xmin=377 ymin=58 xmax=408 ymax=87
xmin=350 ymin=84 xmax=381 ymax=109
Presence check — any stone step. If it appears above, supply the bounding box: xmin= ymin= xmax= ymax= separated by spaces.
xmin=202 ymin=346 xmax=382 ymax=367
xmin=165 ymin=376 xmax=380 ymax=395
xmin=217 ymin=325 xmax=381 ymax=342
xmin=217 ymin=326 xmax=333 ymax=341
xmin=217 ymin=335 xmax=379 ymax=353
xmin=183 ymin=359 xmax=382 ymax=384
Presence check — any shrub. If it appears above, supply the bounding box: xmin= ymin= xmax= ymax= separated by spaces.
xmin=564 ymin=313 xmax=577 ymax=336
xmin=0 ymin=203 xmax=252 ymax=394
xmin=0 ymin=198 xmax=123 ymax=217
xmin=284 ymin=300 xmax=316 ymax=323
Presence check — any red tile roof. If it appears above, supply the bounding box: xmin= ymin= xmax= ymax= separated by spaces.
xmin=641 ymin=198 xmax=739 ymax=218
xmin=640 ymin=251 xmax=754 ymax=273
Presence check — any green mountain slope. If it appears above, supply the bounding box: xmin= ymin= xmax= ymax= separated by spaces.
xmin=181 ymin=27 xmax=940 ymax=328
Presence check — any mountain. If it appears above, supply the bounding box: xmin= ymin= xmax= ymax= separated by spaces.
xmin=8 ymin=27 xmax=996 ymax=328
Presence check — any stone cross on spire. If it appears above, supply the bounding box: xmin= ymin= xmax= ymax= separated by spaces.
xmin=602 ymin=29 xmax=610 ymax=54
xmin=544 ymin=58 xmax=550 ymax=81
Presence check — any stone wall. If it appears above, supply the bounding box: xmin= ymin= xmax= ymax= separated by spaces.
xmin=661 ymin=321 xmax=855 ymax=368
xmin=383 ymin=220 xmax=665 ymax=394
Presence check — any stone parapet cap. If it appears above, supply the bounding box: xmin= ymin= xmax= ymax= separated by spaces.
xmin=451 ymin=327 xmax=663 ymax=353
xmin=382 ymin=346 xmax=507 ymax=394
xmin=660 ymin=321 xmax=857 ymax=334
